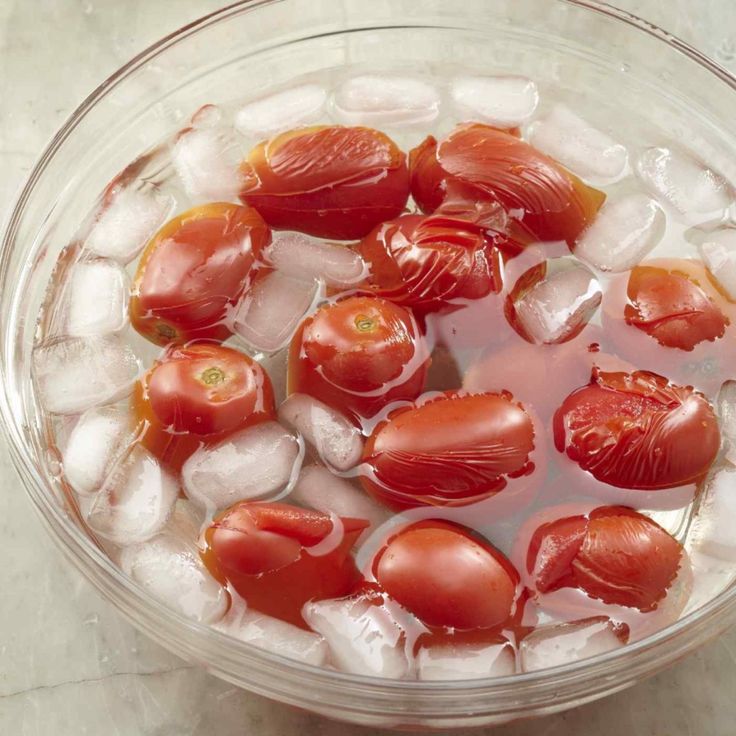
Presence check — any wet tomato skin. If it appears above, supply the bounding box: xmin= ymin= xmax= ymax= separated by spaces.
xmin=202 ymin=502 xmax=369 ymax=627
xmin=373 ymin=520 xmax=519 ymax=630
xmin=239 ymin=125 xmax=410 ymax=240
xmin=130 ymin=203 xmax=269 ymax=346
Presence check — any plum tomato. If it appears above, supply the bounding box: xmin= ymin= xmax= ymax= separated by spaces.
xmin=409 ymin=124 xmax=605 ymax=244
xmin=361 ymin=391 xmax=536 ymax=508
xmin=373 ymin=520 xmax=519 ymax=630
xmin=202 ymin=501 xmax=368 ymax=627
xmin=239 ymin=125 xmax=409 ymax=239
xmin=624 ymin=264 xmax=729 ymax=351
xmin=553 ymin=368 xmax=720 ymax=490
xmin=287 ymin=295 xmax=429 ymax=421
xmin=527 ymin=506 xmax=684 ymax=611
xmin=130 ymin=203 xmax=269 ymax=346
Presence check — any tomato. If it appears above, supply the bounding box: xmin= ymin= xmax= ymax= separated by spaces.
xmin=409 ymin=125 xmax=605 ymax=244
xmin=239 ymin=126 xmax=409 ymax=239
xmin=361 ymin=391 xmax=536 ymax=508
xmin=130 ymin=203 xmax=269 ymax=346
xmin=373 ymin=520 xmax=519 ymax=630
xmin=527 ymin=506 xmax=684 ymax=611
xmin=553 ymin=368 xmax=720 ymax=490
xmin=287 ymin=295 xmax=429 ymax=421
xmin=202 ymin=501 xmax=368 ymax=627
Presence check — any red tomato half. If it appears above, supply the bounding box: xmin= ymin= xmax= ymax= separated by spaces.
xmin=362 ymin=391 xmax=536 ymax=508
xmin=239 ymin=125 xmax=409 ymax=239
xmin=373 ymin=520 xmax=519 ymax=630
xmin=553 ymin=368 xmax=720 ymax=490
xmin=202 ymin=502 xmax=368 ymax=627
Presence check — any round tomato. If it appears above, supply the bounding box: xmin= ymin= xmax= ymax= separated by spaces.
xmin=239 ymin=125 xmax=409 ymax=239
xmin=287 ymin=295 xmax=429 ymax=421
xmin=373 ymin=520 xmax=519 ymax=630
xmin=361 ymin=391 xmax=536 ymax=508
xmin=130 ymin=203 xmax=269 ymax=346
xmin=553 ymin=368 xmax=720 ymax=490
xmin=202 ymin=501 xmax=368 ymax=627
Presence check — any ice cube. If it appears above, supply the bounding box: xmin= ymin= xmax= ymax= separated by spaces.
xmin=689 ymin=465 xmax=736 ymax=561
xmin=636 ymin=147 xmax=733 ymax=224
xmin=182 ymin=421 xmax=303 ymax=511
xmin=575 ymin=193 xmax=665 ymax=272
xmin=416 ymin=639 xmax=516 ymax=681
xmin=214 ymin=605 xmax=328 ymax=666
xmin=278 ymin=393 xmax=363 ymax=471
xmin=235 ymin=84 xmax=327 ymax=138
xmin=85 ymin=186 xmax=174 ymax=264
xmin=509 ymin=259 xmax=602 ymax=344
xmin=265 ymin=233 xmax=367 ymax=288
xmin=528 ymin=104 xmax=628 ymax=183
xmin=232 ymin=270 xmax=318 ymax=353
xmin=302 ymin=595 xmax=412 ymax=679
xmin=519 ymin=618 xmax=626 ymax=672
xmin=333 ymin=75 xmax=441 ymax=127
xmin=32 ymin=335 xmax=141 ymax=415
xmin=450 ymin=75 xmax=538 ymax=128
xmin=699 ymin=228 xmax=736 ymax=301
xmin=87 ymin=444 xmax=178 ymax=545
xmin=717 ymin=381 xmax=736 ymax=460
xmin=62 ymin=405 xmax=136 ymax=496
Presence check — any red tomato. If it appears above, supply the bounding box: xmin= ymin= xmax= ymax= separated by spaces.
xmin=287 ymin=295 xmax=429 ymax=421
xmin=361 ymin=391 xmax=536 ymax=508
xmin=553 ymin=368 xmax=720 ymax=490
xmin=527 ymin=506 xmax=684 ymax=611
xmin=202 ymin=501 xmax=368 ymax=627
xmin=130 ymin=203 xmax=269 ymax=345
xmin=373 ymin=520 xmax=519 ymax=630
xmin=239 ymin=126 xmax=409 ymax=239
xmin=409 ymin=125 xmax=605 ymax=244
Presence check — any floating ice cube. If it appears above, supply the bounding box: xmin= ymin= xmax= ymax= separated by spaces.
xmin=278 ymin=394 xmax=363 ymax=471
xmin=519 ymin=618 xmax=626 ymax=672
xmin=265 ymin=233 xmax=367 ymax=288
xmin=528 ymin=104 xmax=628 ymax=183
xmin=85 ymin=186 xmax=174 ymax=263
xmin=450 ymin=75 xmax=538 ymax=128
xmin=87 ymin=444 xmax=178 ymax=545
xmin=32 ymin=335 xmax=141 ymax=415
xmin=303 ymin=596 xmax=412 ymax=679
xmin=62 ymin=405 xmax=136 ymax=496
xmin=333 ymin=75 xmax=440 ymax=127
xmin=235 ymin=84 xmax=327 ymax=138
xmin=232 ymin=270 xmax=318 ymax=353
xmin=575 ymin=193 xmax=665 ymax=272
xmin=699 ymin=228 xmax=736 ymax=301
xmin=689 ymin=465 xmax=736 ymax=561
xmin=417 ymin=640 xmax=516 ymax=681
xmin=636 ymin=147 xmax=733 ymax=224
xmin=182 ymin=421 xmax=303 ymax=511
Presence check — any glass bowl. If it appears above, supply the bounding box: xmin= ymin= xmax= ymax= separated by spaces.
xmin=2 ymin=0 xmax=736 ymax=728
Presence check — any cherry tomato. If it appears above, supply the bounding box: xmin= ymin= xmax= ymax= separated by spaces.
xmin=362 ymin=391 xmax=536 ymax=508
xmin=527 ymin=506 xmax=684 ymax=611
xmin=287 ymin=295 xmax=429 ymax=421
xmin=239 ymin=126 xmax=409 ymax=239
xmin=373 ymin=520 xmax=519 ymax=630
xmin=409 ymin=125 xmax=605 ymax=244
xmin=553 ymin=368 xmax=720 ymax=490
xmin=130 ymin=203 xmax=269 ymax=346
xmin=202 ymin=501 xmax=368 ymax=627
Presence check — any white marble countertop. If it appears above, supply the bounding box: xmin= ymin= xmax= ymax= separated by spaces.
xmin=2 ymin=1 xmax=736 ymax=734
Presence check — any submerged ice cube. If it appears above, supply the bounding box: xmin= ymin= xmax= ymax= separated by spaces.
xmin=235 ymin=84 xmax=327 ymax=138
xmin=450 ymin=75 xmax=538 ymax=128
xmin=416 ymin=639 xmax=516 ymax=681
xmin=717 ymin=381 xmax=736 ymax=461
xmin=699 ymin=228 xmax=736 ymax=301
xmin=32 ymin=335 xmax=141 ymax=415
xmin=688 ymin=465 xmax=736 ymax=562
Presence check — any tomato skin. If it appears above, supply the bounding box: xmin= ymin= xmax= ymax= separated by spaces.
xmin=131 ymin=203 xmax=269 ymax=346
xmin=362 ymin=391 xmax=536 ymax=509
xmin=202 ymin=502 xmax=369 ymax=627
xmin=553 ymin=368 xmax=720 ymax=490
xmin=373 ymin=520 xmax=519 ymax=630
xmin=239 ymin=126 xmax=410 ymax=239
xmin=287 ymin=295 xmax=429 ymax=421
xmin=526 ymin=515 xmax=588 ymax=594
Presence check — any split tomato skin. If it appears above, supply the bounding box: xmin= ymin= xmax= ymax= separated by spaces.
xmin=239 ymin=125 xmax=410 ymax=239
xmin=130 ymin=203 xmax=269 ymax=346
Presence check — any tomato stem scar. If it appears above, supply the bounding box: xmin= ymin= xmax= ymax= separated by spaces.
xmin=200 ymin=366 xmax=226 ymax=386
